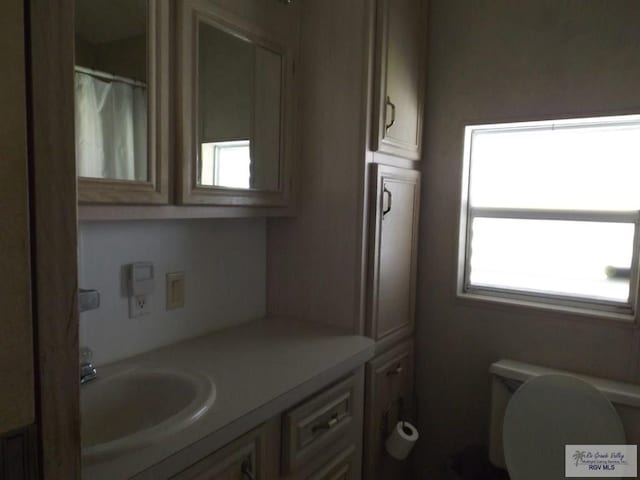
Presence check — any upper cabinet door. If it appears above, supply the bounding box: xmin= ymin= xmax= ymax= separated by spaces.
xmin=371 ymin=0 xmax=427 ymax=161
xmin=177 ymin=0 xmax=297 ymax=207
xmin=75 ymin=0 xmax=170 ymax=204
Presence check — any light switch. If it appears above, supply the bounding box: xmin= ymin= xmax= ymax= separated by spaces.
xmin=166 ymin=272 xmax=185 ymax=310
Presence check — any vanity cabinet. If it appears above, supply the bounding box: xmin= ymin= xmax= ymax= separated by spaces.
xmin=142 ymin=369 xmax=365 ymax=480
xmin=363 ymin=340 xmax=414 ymax=480
xmin=371 ymin=0 xmax=427 ymax=161
xmin=367 ymin=165 xmax=420 ymax=348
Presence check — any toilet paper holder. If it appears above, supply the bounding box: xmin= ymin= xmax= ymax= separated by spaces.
xmin=383 ymin=396 xmax=419 ymax=461
xmin=381 ymin=396 xmax=407 ymax=437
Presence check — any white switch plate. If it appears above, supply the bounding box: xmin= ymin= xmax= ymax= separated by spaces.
xmin=166 ymin=272 xmax=185 ymax=310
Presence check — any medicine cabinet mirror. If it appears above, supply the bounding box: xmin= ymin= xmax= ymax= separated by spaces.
xmin=177 ymin=0 xmax=294 ymax=206
xmin=74 ymin=0 xmax=169 ymax=204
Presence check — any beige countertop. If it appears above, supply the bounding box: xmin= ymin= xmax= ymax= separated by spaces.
xmin=82 ymin=318 xmax=374 ymax=480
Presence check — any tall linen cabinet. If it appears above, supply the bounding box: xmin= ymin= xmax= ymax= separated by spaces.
xmin=267 ymin=1 xmax=427 ymax=479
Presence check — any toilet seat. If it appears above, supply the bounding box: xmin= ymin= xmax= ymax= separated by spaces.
xmin=503 ymin=374 xmax=625 ymax=480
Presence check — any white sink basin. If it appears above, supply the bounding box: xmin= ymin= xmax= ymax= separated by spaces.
xmin=81 ymin=367 xmax=216 ymax=463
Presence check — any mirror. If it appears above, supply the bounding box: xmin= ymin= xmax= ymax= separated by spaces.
xmin=196 ymin=21 xmax=283 ymax=192
xmin=74 ymin=0 xmax=148 ymax=182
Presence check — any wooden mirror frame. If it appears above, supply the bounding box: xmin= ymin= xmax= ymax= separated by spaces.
xmin=176 ymin=0 xmax=294 ymax=207
xmin=77 ymin=0 xmax=170 ymax=205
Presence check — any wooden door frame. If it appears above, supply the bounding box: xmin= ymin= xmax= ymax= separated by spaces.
xmin=27 ymin=0 xmax=81 ymax=478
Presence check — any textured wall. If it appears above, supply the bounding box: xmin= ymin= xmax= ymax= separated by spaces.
xmin=415 ymin=1 xmax=640 ymax=476
xmin=79 ymin=219 xmax=266 ymax=365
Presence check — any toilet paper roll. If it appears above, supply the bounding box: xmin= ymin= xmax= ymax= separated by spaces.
xmin=385 ymin=421 xmax=419 ymax=460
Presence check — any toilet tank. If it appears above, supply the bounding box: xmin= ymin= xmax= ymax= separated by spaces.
xmin=488 ymin=359 xmax=640 ymax=469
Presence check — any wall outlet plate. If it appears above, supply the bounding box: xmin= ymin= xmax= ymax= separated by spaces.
xmin=129 ymin=294 xmax=151 ymax=318
xmin=166 ymin=272 xmax=185 ymax=310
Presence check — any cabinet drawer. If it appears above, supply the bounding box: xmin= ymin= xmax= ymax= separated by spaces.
xmin=170 ymin=424 xmax=267 ymax=480
xmin=282 ymin=375 xmax=356 ymax=474
xmin=307 ymin=445 xmax=355 ymax=480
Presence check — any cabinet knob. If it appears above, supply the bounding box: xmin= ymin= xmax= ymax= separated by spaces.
xmin=385 ymin=96 xmax=396 ymax=131
xmin=386 ymin=365 xmax=403 ymax=376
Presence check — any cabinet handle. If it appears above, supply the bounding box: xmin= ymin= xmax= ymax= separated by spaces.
xmin=385 ymin=96 xmax=396 ymax=131
xmin=386 ymin=365 xmax=403 ymax=376
xmin=241 ymin=459 xmax=256 ymax=480
xmin=312 ymin=413 xmax=339 ymax=433
xmin=382 ymin=186 xmax=393 ymax=218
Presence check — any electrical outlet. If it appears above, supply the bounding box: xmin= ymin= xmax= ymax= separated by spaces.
xmin=166 ymin=272 xmax=185 ymax=310
xmin=129 ymin=294 xmax=151 ymax=318
xmin=127 ymin=262 xmax=154 ymax=319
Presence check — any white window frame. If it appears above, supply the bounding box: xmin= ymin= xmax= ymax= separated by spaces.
xmin=211 ymin=140 xmax=251 ymax=187
xmin=200 ymin=139 xmax=251 ymax=188
xmin=457 ymin=115 xmax=640 ymax=320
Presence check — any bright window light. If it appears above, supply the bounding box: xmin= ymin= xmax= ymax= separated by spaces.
xmin=460 ymin=115 xmax=640 ymax=315
xmin=200 ymin=140 xmax=251 ymax=189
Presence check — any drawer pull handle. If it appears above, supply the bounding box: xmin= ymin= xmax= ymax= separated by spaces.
xmin=312 ymin=414 xmax=339 ymax=433
xmin=241 ymin=459 xmax=256 ymax=480
xmin=382 ymin=186 xmax=393 ymax=218
xmin=387 ymin=365 xmax=403 ymax=376
xmin=385 ymin=96 xmax=396 ymax=131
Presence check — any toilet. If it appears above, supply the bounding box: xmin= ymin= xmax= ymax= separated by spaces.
xmin=489 ymin=360 xmax=640 ymax=479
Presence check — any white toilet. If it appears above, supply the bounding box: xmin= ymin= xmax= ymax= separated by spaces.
xmin=489 ymin=360 xmax=640 ymax=479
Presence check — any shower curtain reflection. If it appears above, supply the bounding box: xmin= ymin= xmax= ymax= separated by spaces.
xmin=75 ymin=70 xmax=147 ymax=181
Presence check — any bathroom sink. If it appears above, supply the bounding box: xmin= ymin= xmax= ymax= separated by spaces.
xmin=81 ymin=367 xmax=216 ymax=463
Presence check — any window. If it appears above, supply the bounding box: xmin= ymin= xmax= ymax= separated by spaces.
xmin=200 ymin=140 xmax=251 ymax=189
xmin=459 ymin=115 xmax=640 ymax=316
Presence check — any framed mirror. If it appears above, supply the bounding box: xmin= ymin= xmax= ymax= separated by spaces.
xmin=177 ymin=0 xmax=294 ymax=206
xmin=75 ymin=0 xmax=169 ymax=204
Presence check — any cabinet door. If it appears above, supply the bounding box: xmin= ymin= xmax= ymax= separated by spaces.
xmin=170 ymin=424 xmax=268 ymax=480
xmin=371 ymin=0 xmax=427 ymax=160
xmin=367 ymin=165 xmax=420 ymax=346
xmin=176 ymin=0 xmax=298 ymax=207
xmin=363 ymin=340 xmax=415 ymax=480
xmin=75 ymin=0 xmax=170 ymax=204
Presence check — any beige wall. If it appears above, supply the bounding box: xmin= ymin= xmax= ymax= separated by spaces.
xmin=79 ymin=219 xmax=267 ymax=366
xmin=415 ymin=0 xmax=640 ymax=476
xmin=0 ymin=0 xmax=35 ymax=433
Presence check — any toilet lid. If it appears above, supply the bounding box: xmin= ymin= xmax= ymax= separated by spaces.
xmin=503 ymin=374 xmax=625 ymax=480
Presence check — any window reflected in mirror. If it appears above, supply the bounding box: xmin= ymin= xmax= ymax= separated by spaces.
xmin=200 ymin=140 xmax=251 ymax=189
xmin=197 ymin=21 xmax=282 ymax=192
xmin=74 ymin=0 xmax=148 ymax=182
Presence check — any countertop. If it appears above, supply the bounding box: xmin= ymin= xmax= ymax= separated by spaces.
xmin=82 ymin=318 xmax=375 ymax=480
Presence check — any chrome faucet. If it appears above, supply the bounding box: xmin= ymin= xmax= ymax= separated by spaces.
xmin=80 ymin=346 xmax=97 ymax=385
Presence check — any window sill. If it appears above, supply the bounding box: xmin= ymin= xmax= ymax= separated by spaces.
xmin=456 ymin=290 xmax=637 ymax=325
